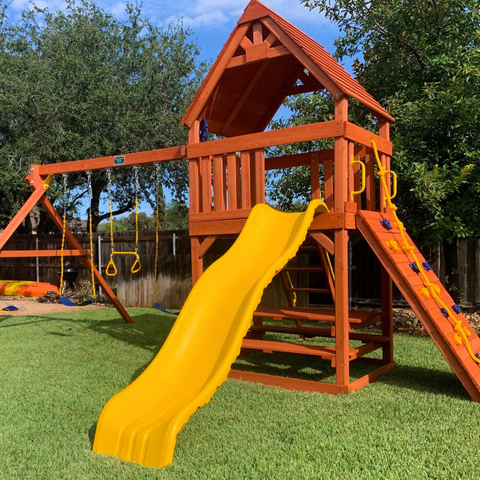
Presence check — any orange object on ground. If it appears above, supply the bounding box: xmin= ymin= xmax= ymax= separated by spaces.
xmin=0 ymin=280 xmax=59 ymax=297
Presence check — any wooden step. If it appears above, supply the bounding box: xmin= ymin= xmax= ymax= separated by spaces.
xmin=283 ymin=267 xmax=324 ymax=273
xmin=286 ymin=287 xmax=330 ymax=294
xmin=242 ymin=338 xmax=336 ymax=359
xmin=249 ymin=325 xmax=391 ymax=344
xmin=241 ymin=339 xmax=384 ymax=363
xmin=254 ymin=305 xmax=381 ymax=325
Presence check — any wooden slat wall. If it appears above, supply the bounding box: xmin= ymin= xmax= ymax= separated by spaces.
xmin=1 ymin=232 xmax=480 ymax=309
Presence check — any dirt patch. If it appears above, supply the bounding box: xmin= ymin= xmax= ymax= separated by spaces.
xmin=376 ymin=307 xmax=480 ymax=336
xmin=0 ymin=295 xmax=108 ymax=317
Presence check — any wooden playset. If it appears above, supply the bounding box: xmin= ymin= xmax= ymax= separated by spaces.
xmin=1 ymin=0 xmax=480 ymax=407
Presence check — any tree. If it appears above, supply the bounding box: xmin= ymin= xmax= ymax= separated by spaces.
xmin=289 ymin=0 xmax=480 ymax=297
xmin=0 ymin=0 xmax=205 ymax=233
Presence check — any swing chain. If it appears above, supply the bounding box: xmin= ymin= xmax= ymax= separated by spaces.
xmin=86 ymin=170 xmax=93 ymax=200
xmin=106 ymin=169 xmax=113 ymax=202
xmin=153 ymin=163 xmax=161 ymax=302
xmin=133 ymin=165 xmax=139 ymax=253
xmin=61 ymin=173 xmax=68 ymax=217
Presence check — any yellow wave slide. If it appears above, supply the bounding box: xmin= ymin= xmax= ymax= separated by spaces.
xmin=93 ymin=200 xmax=327 ymax=468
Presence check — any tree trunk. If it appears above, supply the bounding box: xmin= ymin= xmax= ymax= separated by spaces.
xmin=90 ymin=178 xmax=105 ymax=232
xmin=442 ymin=238 xmax=460 ymax=304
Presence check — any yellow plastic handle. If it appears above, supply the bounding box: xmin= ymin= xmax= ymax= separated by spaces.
xmin=384 ymin=169 xmax=398 ymax=200
xmin=284 ymin=271 xmax=297 ymax=307
xmin=350 ymin=156 xmax=366 ymax=201
xmin=43 ymin=174 xmax=54 ymax=190
xmin=106 ymin=257 xmax=118 ymax=276
xmin=131 ymin=256 xmax=141 ymax=274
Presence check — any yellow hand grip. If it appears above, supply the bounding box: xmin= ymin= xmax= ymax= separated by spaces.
xmin=43 ymin=174 xmax=54 ymax=190
xmin=284 ymin=271 xmax=296 ymax=307
xmin=131 ymin=256 xmax=141 ymax=274
xmin=106 ymin=257 xmax=118 ymax=276
xmin=384 ymin=169 xmax=398 ymax=200
xmin=349 ymin=156 xmax=366 ymax=201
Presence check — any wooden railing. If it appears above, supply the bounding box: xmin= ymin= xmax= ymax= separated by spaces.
xmin=189 ymin=148 xmax=265 ymax=215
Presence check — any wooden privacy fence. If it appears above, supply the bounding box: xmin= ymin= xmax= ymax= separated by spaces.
xmin=1 ymin=231 xmax=479 ymax=310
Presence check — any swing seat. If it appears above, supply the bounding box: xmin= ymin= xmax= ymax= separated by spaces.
xmin=154 ymin=301 xmax=179 ymax=316
xmin=2 ymin=305 xmax=23 ymax=312
xmin=60 ymin=296 xmax=95 ymax=307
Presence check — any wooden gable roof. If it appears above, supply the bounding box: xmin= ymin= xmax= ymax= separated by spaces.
xmin=181 ymin=0 xmax=394 ymax=137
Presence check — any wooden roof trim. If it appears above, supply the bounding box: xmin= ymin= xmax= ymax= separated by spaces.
xmin=181 ymin=22 xmax=251 ymax=127
xmin=261 ymin=17 xmax=343 ymax=99
xmin=220 ymin=60 xmax=270 ymax=136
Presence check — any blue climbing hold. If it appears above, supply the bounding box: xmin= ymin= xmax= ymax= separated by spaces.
xmin=422 ymin=261 xmax=432 ymax=271
xmin=199 ymin=117 xmax=209 ymax=143
xmin=380 ymin=219 xmax=393 ymax=230
xmin=440 ymin=308 xmax=449 ymax=318
xmin=409 ymin=262 xmax=420 ymax=274
xmin=476 ymin=353 xmax=480 ymax=361
xmin=452 ymin=304 xmax=462 ymax=314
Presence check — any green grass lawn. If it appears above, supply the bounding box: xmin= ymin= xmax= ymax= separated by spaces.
xmin=0 ymin=308 xmax=479 ymax=479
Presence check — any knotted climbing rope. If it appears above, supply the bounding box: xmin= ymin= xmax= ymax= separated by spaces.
xmin=371 ymin=140 xmax=479 ymax=365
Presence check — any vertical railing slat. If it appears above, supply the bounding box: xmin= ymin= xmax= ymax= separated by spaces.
xmin=324 ymin=158 xmax=333 ymax=210
xmin=201 ymin=156 xmax=212 ymax=213
xmin=226 ymin=153 xmax=237 ymax=210
xmin=365 ymin=152 xmax=376 ymax=211
xmin=241 ymin=152 xmax=251 ymax=209
xmin=310 ymin=152 xmax=320 ymax=200
xmin=213 ymin=155 xmax=225 ymax=211
xmin=188 ymin=158 xmax=200 ymax=214
xmin=254 ymin=149 xmax=266 ymax=205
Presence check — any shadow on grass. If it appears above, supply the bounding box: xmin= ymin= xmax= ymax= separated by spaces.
xmin=376 ymin=363 xmax=470 ymax=400
xmin=234 ymin=349 xmax=470 ymax=400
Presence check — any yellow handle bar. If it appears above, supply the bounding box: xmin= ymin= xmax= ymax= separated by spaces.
xmin=284 ymin=271 xmax=297 ymax=307
xmin=131 ymin=256 xmax=141 ymax=274
xmin=106 ymin=257 xmax=118 ymax=276
xmin=349 ymin=156 xmax=366 ymax=201
xmin=384 ymin=169 xmax=398 ymax=200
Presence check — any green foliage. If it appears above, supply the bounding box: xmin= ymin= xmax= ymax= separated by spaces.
xmin=300 ymin=0 xmax=480 ymax=244
xmin=163 ymin=200 xmax=189 ymax=230
xmin=0 ymin=0 xmax=205 ymax=232
xmin=266 ymin=92 xmax=334 ymax=211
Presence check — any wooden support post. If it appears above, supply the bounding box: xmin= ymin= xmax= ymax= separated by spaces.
xmin=378 ymin=119 xmax=393 ymax=363
xmin=39 ymin=195 xmax=133 ymax=324
xmin=191 ymin=237 xmax=203 ymax=286
xmin=324 ymin=159 xmax=333 ymax=211
xmin=0 ymin=167 xmax=47 ymax=250
xmin=188 ymin=121 xmax=201 ymax=215
xmin=311 ymin=152 xmax=320 ymax=200
xmin=333 ymin=96 xmax=350 ymax=387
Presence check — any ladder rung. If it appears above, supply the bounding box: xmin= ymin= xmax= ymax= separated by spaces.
xmin=242 ymin=339 xmax=336 ymax=359
xmin=283 ymin=267 xmax=324 ymax=273
xmin=286 ymin=287 xmax=331 ymax=294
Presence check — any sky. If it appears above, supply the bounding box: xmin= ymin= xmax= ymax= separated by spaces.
xmin=6 ymin=0 xmax=349 ymax=215
xmin=7 ymin=0 xmax=344 ymax=66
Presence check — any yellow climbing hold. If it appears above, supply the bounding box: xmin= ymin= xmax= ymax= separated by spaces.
xmin=386 ymin=239 xmax=401 ymax=252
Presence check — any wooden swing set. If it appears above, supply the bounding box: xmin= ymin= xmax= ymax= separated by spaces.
xmin=2 ymin=0 xmax=480 ymax=401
